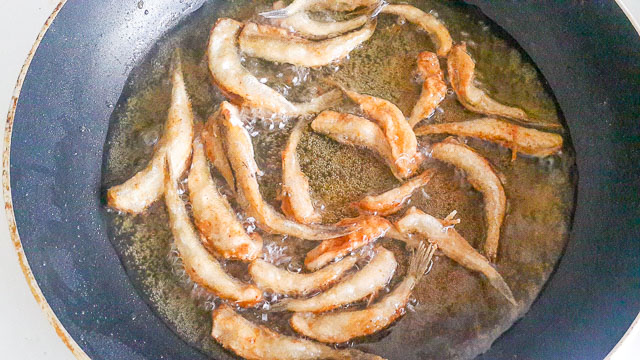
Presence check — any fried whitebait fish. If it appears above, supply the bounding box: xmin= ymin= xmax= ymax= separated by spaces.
xmin=353 ymin=169 xmax=435 ymax=216
xmin=208 ymin=18 xmax=340 ymax=116
xmin=273 ymin=11 xmax=369 ymax=40
xmin=164 ymin=160 xmax=262 ymax=307
xmin=448 ymin=43 xmax=561 ymax=129
xmin=238 ymin=21 xmax=376 ymax=68
xmin=273 ymin=246 xmax=397 ymax=313
xmin=409 ymin=51 xmax=447 ymax=128
xmin=260 ymin=0 xmax=380 ymax=18
xmin=395 ymin=207 xmax=516 ymax=305
xmin=337 ymin=87 xmax=420 ymax=178
xmin=107 ymin=59 xmax=193 ymax=213
xmin=211 ymin=304 xmax=385 ymax=360
xmin=415 ymin=117 xmax=563 ymax=159
xmin=218 ymin=102 xmax=355 ymax=240
xmin=202 ymin=109 xmax=235 ymax=192
xmin=311 ymin=110 xmax=406 ymax=179
xmin=188 ymin=137 xmax=262 ymax=261
xmin=431 ymin=137 xmax=506 ymax=262
xmin=290 ymin=242 xmax=435 ymax=343
xmin=280 ymin=117 xmax=322 ymax=224
xmin=380 ymin=4 xmax=453 ymax=57
xmin=249 ymin=255 xmax=357 ymax=296
xmin=304 ymin=215 xmax=391 ymax=271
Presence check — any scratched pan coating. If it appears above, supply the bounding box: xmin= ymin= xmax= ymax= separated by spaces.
xmin=5 ymin=0 xmax=640 ymax=359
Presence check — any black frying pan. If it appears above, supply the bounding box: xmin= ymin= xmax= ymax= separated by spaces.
xmin=4 ymin=0 xmax=639 ymax=359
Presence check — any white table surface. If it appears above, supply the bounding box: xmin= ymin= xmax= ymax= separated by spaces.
xmin=0 ymin=1 xmax=637 ymax=359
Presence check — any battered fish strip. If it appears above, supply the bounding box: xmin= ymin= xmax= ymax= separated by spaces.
xmin=238 ymin=21 xmax=376 ymax=68
xmin=202 ymin=110 xmax=235 ymax=192
xmin=219 ymin=102 xmax=354 ymax=240
xmin=431 ymin=137 xmax=506 ymax=261
xmin=188 ymin=137 xmax=262 ymax=261
xmin=260 ymin=0 xmax=380 ymax=18
xmin=291 ymin=242 xmax=435 ymax=343
xmin=304 ymin=215 xmax=391 ymax=271
xmin=273 ymin=11 xmax=369 ymax=39
xmin=211 ymin=305 xmax=385 ymax=360
xmin=249 ymin=255 xmax=358 ymax=296
xmin=415 ymin=118 xmax=563 ymax=158
xmin=408 ymin=51 xmax=447 ymax=128
xmin=311 ymin=110 xmax=404 ymax=179
xmin=107 ymin=60 xmax=193 ymax=213
xmin=208 ymin=18 xmax=341 ymax=116
xmin=273 ymin=247 xmax=397 ymax=313
xmin=448 ymin=43 xmax=560 ymax=129
xmin=338 ymin=86 xmax=419 ymax=178
xmin=353 ymin=169 xmax=435 ymax=216
xmin=281 ymin=117 xmax=321 ymax=224
xmin=395 ymin=207 xmax=516 ymax=305
xmin=164 ymin=160 xmax=262 ymax=307
xmin=380 ymin=4 xmax=453 ymax=57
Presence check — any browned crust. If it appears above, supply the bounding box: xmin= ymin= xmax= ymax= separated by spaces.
xmin=304 ymin=216 xmax=391 ymax=270
xmin=2 ymin=1 xmax=89 ymax=359
xmin=354 ymin=169 xmax=435 ymax=216
xmin=289 ymin=305 xmax=406 ymax=343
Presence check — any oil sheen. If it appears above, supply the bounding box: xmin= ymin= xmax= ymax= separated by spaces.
xmin=101 ymin=1 xmax=576 ymax=359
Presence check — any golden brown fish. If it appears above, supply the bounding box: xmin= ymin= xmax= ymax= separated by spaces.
xmin=208 ymin=18 xmax=341 ymax=116
xmin=238 ymin=21 xmax=376 ymax=67
xmin=107 ymin=59 xmax=193 ymax=213
xmin=211 ymin=304 xmax=385 ymax=360
xmin=381 ymin=4 xmax=452 ymax=57
xmin=353 ymin=168 xmax=435 ymax=216
xmin=408 ymin=51 xmax=447 ymax=128
xmin=164 ymin=159 xmax=262 ymax=307
xmin=280 ymin=117 xmax=322 ymax=224
xmin=273 ymin=10 xmax=369 ymax=39
xmin=188 ymin=137 xmax=262 ymax=261
xmin=338 ymin=87 xmax=420 ymax=178
xmin=218 ymin=102 xmax=355 ymax=240
xmin=260 ymin=0 xmax=380 ymax=18
xmin=311 ymin=110 xmax=406 ymax=179
xmin=291 ymin=242 xmax=435 ymax=343
xmin=447 ymin=43 xmax=560 ymax=129
xmin=202 ymin=109 xmax=235 ymax=192
xmin=304 ymin=215 xmax=392 ymax=271
xmin=430 ymin=137 xmax=506 ymax=261
xmin=395 ymin=207 xmax=516 ymax=305
xmin=273 ymin=246 xmax=397 ymax=313
xmin=415 ymin=117 xmax=563 ymax=159
xmin=249 ymin=255 xmax=357 ymax=296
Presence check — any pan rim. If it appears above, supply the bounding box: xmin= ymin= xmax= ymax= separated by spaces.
xmin=0 ymin=0 xmax=88 ymax=359
xmin=2 ymin=1 xmax=637 ymax=359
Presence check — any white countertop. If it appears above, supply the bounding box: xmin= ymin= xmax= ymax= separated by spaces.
xmin=0 ymin=1 xmax=638 ymax=359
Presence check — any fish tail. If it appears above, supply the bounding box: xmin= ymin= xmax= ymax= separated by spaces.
xmin=258 ymin=8 xmax=291 ymax=19
xmin=408 ymin=241 xmax=436 ymax=286
xmin=170 ymin=48 xmax=184 ymax=80
xmin=369 ymin=0 xmax=388 ymax=18
xmin=295 ymin=89 xmax=343 ymax=115
xmin=486 ymin=267 xmax=517 ymax=306
xmin=267 ymin=298 xmax=291 ymax=313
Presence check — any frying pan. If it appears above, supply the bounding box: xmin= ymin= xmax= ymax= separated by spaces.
xmin=4 ymin=0 xmax=639 ymax=359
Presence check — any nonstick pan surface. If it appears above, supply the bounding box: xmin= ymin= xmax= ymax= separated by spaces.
xmin=4 ymin=1 xmax=639 ymax=359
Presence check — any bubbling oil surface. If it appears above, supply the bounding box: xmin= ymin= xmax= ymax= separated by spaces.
xmin=102 ymin=1 xmax=575 ymax=359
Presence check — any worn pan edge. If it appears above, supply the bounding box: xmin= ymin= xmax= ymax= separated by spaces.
xmin=603 ymin=4 xmax=640 ymax=355
xmin=1 ymin=1 xmax=87 ymax=359
xmin=3 ymin=1 xmax=638 ymax=359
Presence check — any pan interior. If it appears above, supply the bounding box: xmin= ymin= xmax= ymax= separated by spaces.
xmin=101 ymin=1 xmax=576 ymax=359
